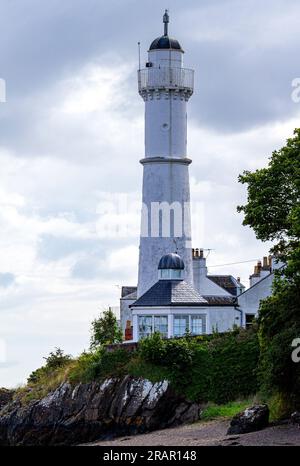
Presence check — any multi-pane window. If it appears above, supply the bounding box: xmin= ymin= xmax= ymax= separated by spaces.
xmin=138 ymin=315 xmax=168 ymax=339
xmin=138 ymin=316 xmax=153 ymax=339
xmin=173 ymin=315 xmax=189 ymax=337
xmin=154 ymin=316 xmax=168 ymax=338
xmin=191 ymin=315 xmax=205 ymax=335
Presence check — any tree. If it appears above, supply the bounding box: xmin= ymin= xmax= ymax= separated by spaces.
xmin=237 ymin=128 xmax=300 ymax=282
xmin=90 ymin=308 xmax=123 ymax=348
xmin=237 ymin=128 xmax=300 ymax=412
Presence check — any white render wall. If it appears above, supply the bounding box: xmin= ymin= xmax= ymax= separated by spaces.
xmin=237 ymin=273 xmax=274 ymax=324
xmin=137 ymin=159 xmax=193 ymax=297
xmin=145 ymin=95 xmax=187 ymax=158
xmin=208 ymin=307 xmax=241 ymax=332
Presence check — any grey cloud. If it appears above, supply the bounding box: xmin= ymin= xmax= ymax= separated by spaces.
xmin=1 ymin=0 xmax=299 ymax=148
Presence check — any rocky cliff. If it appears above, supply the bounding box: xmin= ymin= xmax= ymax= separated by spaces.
xmin=0 ymin=376 xmax=200 ymax=445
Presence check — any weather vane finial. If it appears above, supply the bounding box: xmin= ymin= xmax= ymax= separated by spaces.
xmin=163 ymin=9 xmax=169 ymax=36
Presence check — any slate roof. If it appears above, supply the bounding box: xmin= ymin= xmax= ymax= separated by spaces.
xmin=131 ymin=280 xmax=208 ymax=307
xmin=149 ymin=36 xmax=182 ymax=51
xmin=124 ymin=291 xmax=137 ymax=300
xmin=208 ymin=275 xmax=241 ymax=296
xmin=202 ymin=295 xmax=236 ymax=306
xmin=121 ymin=286 xmax=137 ymax=299
xmin=158 ymin=253 xmax=184 ymax=270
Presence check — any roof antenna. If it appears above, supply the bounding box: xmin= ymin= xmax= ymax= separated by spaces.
xmin=173 ymin=238 xmax=178 ymax=253
xmin=137 ymin=42 xmax=141 ymax=71
xmin=163 ymin=9 xmax=169 ymax=36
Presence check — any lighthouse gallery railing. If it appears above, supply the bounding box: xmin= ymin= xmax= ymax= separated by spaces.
xmin=138 ymin=67 xmax=194 ymax=93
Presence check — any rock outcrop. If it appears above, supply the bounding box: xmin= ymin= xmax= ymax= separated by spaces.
xmin=0 ymin=376 xmax=200 ymax=445
xmin=227 ymin=405 xmax=269 ymax=435
xmin=0 ymin=389 xmax=14 ymax=410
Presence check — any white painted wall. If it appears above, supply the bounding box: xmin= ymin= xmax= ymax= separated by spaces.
xmin=145 ymin=95 xmax=187 ymax=158
xmin=237 ymin=273 xmax=274 ymax=324
xmin=208 ymin=307 xmax=241 ymax=333
xmin=137 ymin=159 xmax=193 ymax=296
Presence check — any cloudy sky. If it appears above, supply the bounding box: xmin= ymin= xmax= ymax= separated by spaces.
xmin=0 ymin=0 xmax=300 ymax=387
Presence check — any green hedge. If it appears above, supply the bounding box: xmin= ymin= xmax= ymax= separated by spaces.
xmin=136 ymin=328 xmax=259 ymax=404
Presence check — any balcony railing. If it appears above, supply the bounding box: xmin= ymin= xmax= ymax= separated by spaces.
xmin=138 ymin=67 xmax=194 ymax=93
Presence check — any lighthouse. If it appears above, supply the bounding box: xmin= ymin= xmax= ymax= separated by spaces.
xmin=137 ymin=11 xmax=194 ymax=297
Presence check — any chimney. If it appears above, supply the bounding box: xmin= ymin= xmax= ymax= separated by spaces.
xmin=257 ymin=261 xmax=262 ymax=273
xmin=199 ymin=248 xmax=204 ymax=258
xmin=237 ymin=277 xmax=240 ymax=283
xmin=268 ymin=255 xmax=272 ymax=267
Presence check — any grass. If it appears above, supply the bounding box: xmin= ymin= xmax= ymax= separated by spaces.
xmin=14 ymin=362 xmax=75 ymax=405
xmin=201 ymin=399 xmax=255 ymax=421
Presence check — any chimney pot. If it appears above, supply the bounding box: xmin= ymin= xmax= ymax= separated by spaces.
xmin=199 ymin=248 xmax=204 ymax=258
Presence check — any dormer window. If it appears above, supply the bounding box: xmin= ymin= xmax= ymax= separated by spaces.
xmin=158 ymin=252 xmax=185 ymax=281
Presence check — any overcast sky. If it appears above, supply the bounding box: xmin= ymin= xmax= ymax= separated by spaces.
xmin=1 ymin=0 xmax=300 ymax=387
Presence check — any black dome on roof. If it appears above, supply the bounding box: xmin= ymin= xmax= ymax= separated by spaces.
xmin=149 ymin=35 xmax=182 ymax=51
xmin=158 ymin=253 xmax=185 ymax=270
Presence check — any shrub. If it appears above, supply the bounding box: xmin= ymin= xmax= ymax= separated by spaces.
xmin=136 ymin=328 xmax=259 ymax=404
xmin=27 ymin=348 xmax=72 ymax=384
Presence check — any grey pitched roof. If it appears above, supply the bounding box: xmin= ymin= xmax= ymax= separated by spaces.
xmin=121 ymin=286 xmax=137 ymax=298
xmin=123 ymin=290 xmax=137 ymax=300
xmin=207 ymin=275 xmax=243 ymax=296
xmin=202 ymin=295 xmax=236 ymax=306
xmin=131 ymin=280 xmax=208 ymax=307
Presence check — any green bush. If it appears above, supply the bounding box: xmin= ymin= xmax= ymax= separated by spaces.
xmin=135 ymin=328 xmax=259 ymax=404
xmin=208 ymin=328 xmax=259 ymax=403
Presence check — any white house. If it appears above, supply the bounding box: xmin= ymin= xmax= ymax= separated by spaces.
xmin=131 ymin=252 xmax=241 ymax=341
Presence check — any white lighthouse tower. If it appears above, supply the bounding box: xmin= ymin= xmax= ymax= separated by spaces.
xmin=137 ymin=11 xmax=194 ymax=297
